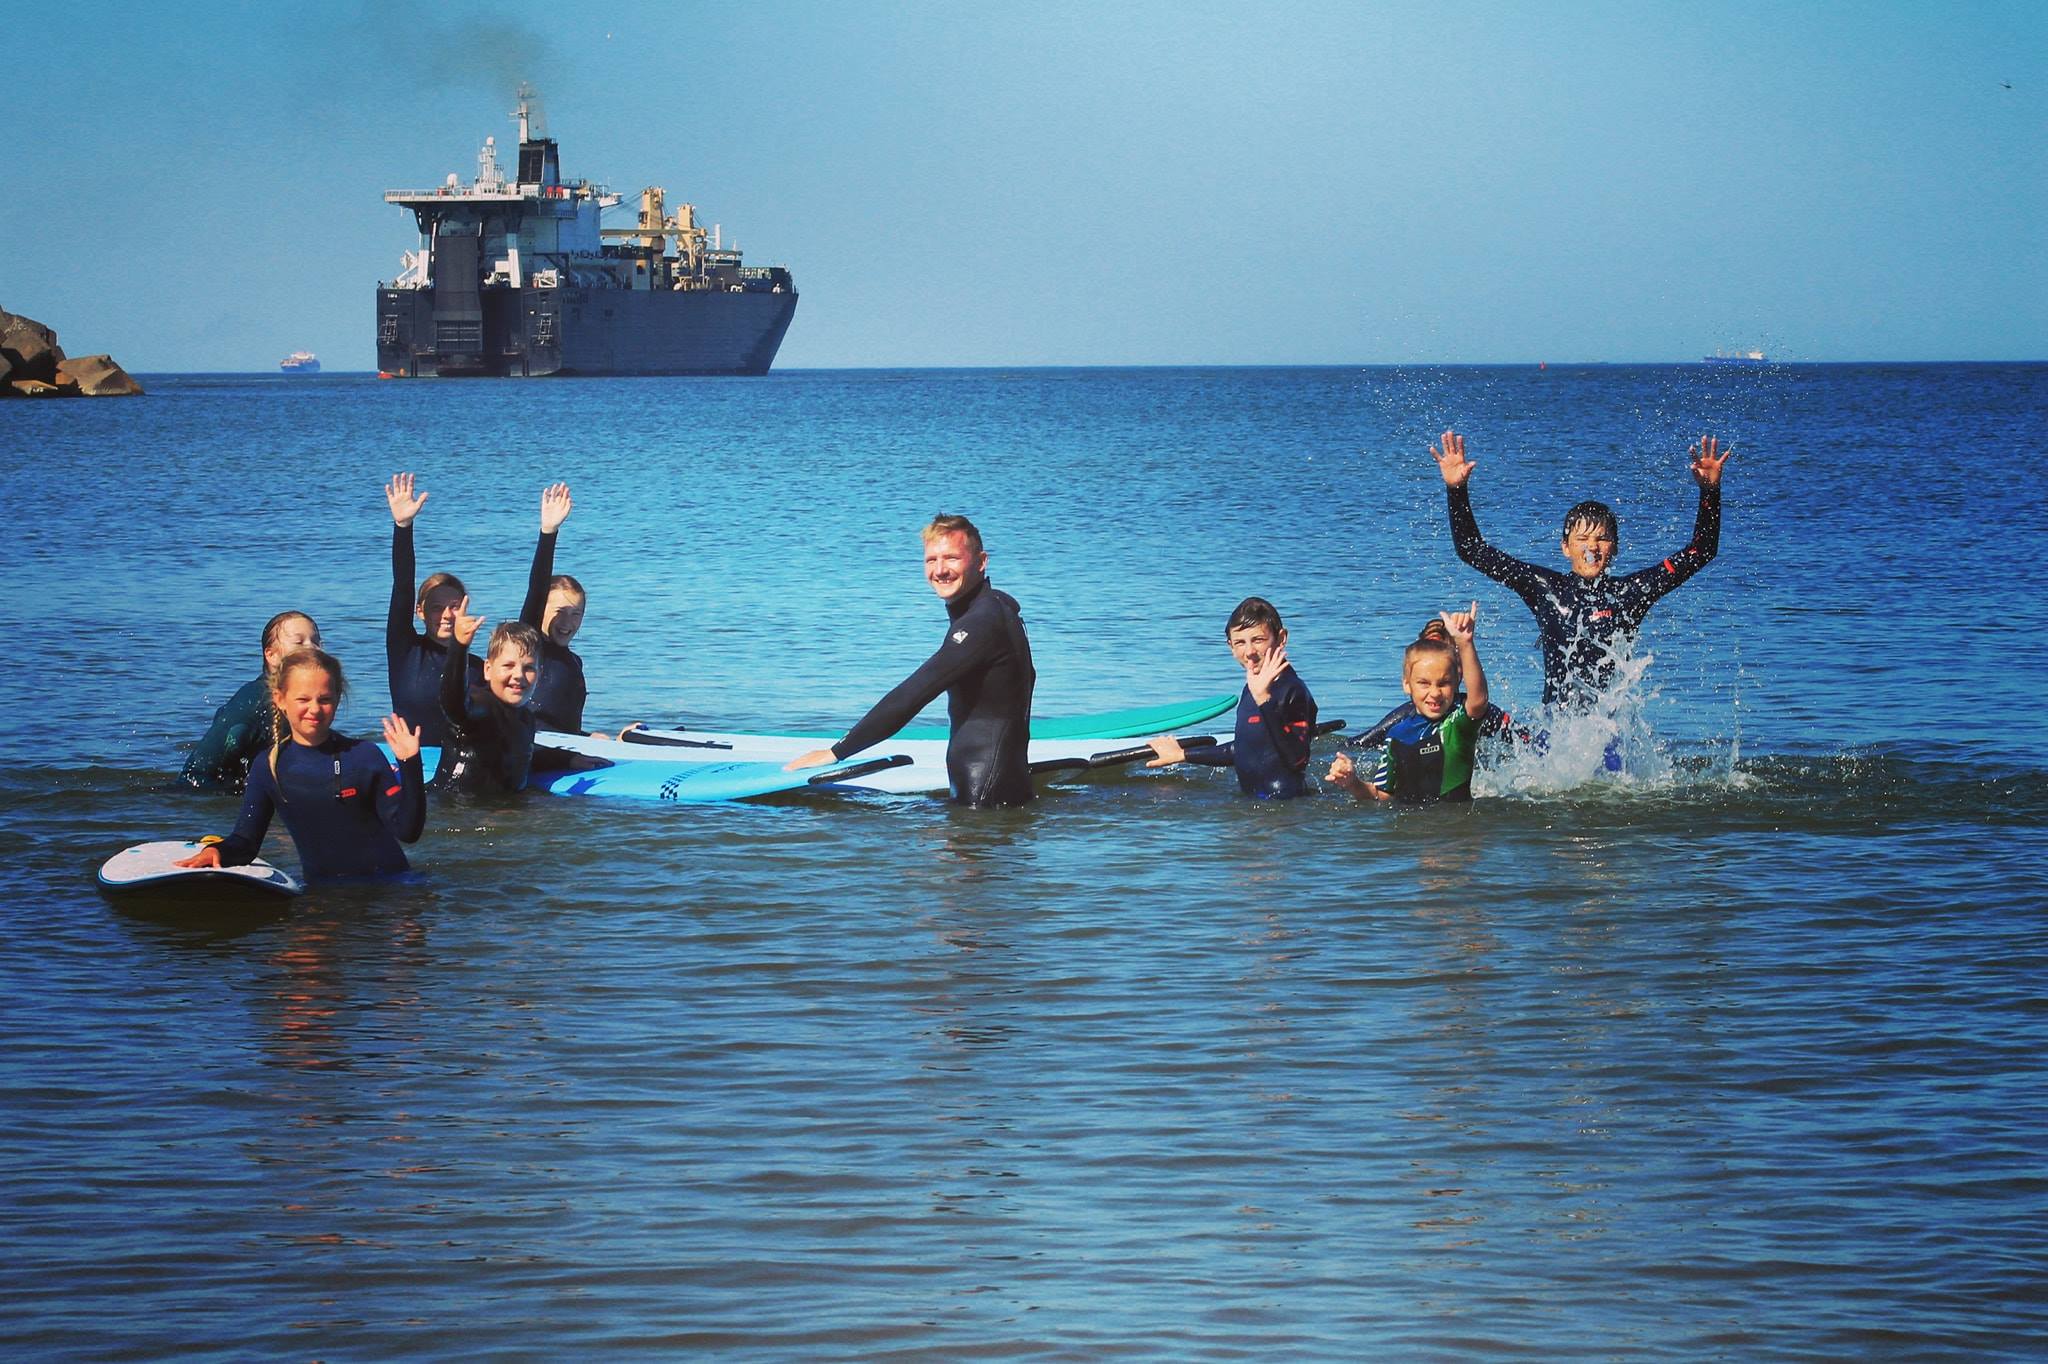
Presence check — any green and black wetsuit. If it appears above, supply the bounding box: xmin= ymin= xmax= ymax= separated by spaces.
xmin=1369 ymin=707 xmax=1479 ymax=803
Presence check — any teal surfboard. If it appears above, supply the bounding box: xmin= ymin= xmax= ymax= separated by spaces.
xmin=615 ymin=692 xmax=1240 ymax=746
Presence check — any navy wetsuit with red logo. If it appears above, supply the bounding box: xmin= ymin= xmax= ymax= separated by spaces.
xmin=1184 ymin=666 xmax=1317 ymax=800
xmin=1447 ymin=484 xmax=1721 ymax=710
xmin=215 ymin=736 xmax=425 ymax=881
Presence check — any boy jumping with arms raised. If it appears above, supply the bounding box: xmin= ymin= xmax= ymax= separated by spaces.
xmin=1432 ymin=430 xmax=1730 ymax=712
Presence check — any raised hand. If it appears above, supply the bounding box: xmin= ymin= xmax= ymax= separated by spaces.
xmin=1690 ymin=435 xmax=1732 ymax=487
xmin=451 ymin=595 xmax=486 ymax=647
xmin=1246 ymin=644 xmax=1290 ymax=704
xmin=385 ymin=472 xmax=429 ymax=527
xmin=1437 ymin=601 xmax=1479 ymax=644
xmin=382 ymin=713 xmax=422 ymax=762
xmin=540 ymin=481 xmax=573 ymax=534
xmin=1431 ymin=430 xmax=1475 ymax=487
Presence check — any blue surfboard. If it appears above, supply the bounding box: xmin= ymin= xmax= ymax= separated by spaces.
xmin=392 ymin=746 xmax=910 ymax=804
xmin=531 ymin=754 xmax=910 ymax=803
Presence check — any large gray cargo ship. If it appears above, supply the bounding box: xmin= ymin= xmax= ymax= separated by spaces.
xmin=377 ymin=91 xmax=796 ymax=378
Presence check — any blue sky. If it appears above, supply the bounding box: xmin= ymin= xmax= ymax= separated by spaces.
xmin=4 ymin=0 xmax=2042 ymax=369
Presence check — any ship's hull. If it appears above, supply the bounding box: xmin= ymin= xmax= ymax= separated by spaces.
xmin=375 ymin=285 xmax=798 ymax=378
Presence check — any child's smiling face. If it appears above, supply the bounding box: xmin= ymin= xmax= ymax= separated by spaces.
xmin=1226 ymin=624 xmax=1282 ymax=673
xmin=484 ymin=645 xmax=538 ymax=707
xmin=1402 ymin=651 xmax=1459 ymax=720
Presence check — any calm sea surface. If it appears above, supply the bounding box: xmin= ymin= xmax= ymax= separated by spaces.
xmin=3 ymin=364 xmax=2045 ymax=1359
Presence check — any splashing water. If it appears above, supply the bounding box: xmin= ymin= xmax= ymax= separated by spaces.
xmin=1476 ymin=649 xmax=1742 ymax=798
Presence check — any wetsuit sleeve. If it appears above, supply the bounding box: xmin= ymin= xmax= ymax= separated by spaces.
xmin=390 ymin=524 xmax=417 ymax=664
xmin=179 ymin=679 xmax=266 ymax=787
xmin=833 ymin=629 xmax=1002 ymax=760
xmin=1257 ymin=671 xmax=1318 ymax=770
xmin=520 ymin=531 xmax=557 ymax=629
xmin=367 ymin=746 xmax=427 ymax=845
xmin=1348 ymin=699 xmax=1414 ymax=751
xmin=1448 ymin=485 xmax=1551 ymax=599
xmin=1622 ymin=486 xmax=1722 ymax=606
xmin=214 ymin=757 xmax=278 ymax=865
xmin=1183 ymin=742 xmax=1237 ymax=767
xmin=441 ymin=635 xmax=475 ymax=736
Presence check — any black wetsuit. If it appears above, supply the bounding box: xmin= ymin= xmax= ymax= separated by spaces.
xmin=1182 ymin=666 xmax=1318 ymax=800
xmin=1448 ymin=483 xmax=1721 ymax=709
xmin=388 ymin=524 xmax=478 ymax=746
xmin=832 ymin=576 xmax=1036 ymax=808
xmin=215 ymin=735 xmax=425 ymax=881
xmin=432 ymin=635 xmax=538 ymax=795
xmin=519 ymin=530 xmax=587 ymax=735
xmin=179 ymin=676 xmax=276 ymax=790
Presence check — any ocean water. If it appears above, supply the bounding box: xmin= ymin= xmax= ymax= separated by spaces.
xmin=2 ymin=364 xmax=2045 ymax=1359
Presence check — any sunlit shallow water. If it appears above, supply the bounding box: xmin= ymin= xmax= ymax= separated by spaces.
xmin=3 ymin=364 xmax=2045 ymax=1358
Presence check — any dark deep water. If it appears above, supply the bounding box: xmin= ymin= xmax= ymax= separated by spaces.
xmin=3 ymin=363 xmax=2045 ymax=1358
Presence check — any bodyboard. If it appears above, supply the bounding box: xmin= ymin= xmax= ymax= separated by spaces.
xmin=97 ymin=840 xmax=303 ymax=899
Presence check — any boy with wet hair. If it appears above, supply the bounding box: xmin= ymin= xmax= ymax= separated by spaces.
xmin=1327 ymin=604 xmax=1488 ymax=803
xmin=434 ymin=603 xmax=542 ymax=794
xmin=1431 ymin=431 xmax=1730 ymax=711
xmin=1146 ymin=596 xmax=1319 ymax=800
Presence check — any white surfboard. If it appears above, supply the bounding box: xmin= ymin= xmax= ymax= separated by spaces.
xmin=523 ymin=728 xmax=1239 ymax=795
xmin=97 ymin=840 xmax=303 ymax=899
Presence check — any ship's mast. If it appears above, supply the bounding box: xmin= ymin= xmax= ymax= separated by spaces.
xmin=514 ymin=84 xmax=534 ymax=145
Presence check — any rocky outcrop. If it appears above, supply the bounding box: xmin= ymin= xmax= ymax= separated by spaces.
xmin=55 ymin=353 xmax=144 ymax=396
xmin=1 ymin=306 xmax=141 ymax=397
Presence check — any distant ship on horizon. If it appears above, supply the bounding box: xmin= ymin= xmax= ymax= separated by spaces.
xmin=279 ymin=351 xmax=320 ymax=373
xmin=1702 ymin=349 xmax=1768 ymax=365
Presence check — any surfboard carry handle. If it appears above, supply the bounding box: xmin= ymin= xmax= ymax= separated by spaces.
xmin=619 ymin=728 xmax=735 ymax=751
xmin=1028 ymin=734 xmax=1220 ymax=774
xmin=1033 ymin=719 xmax=1345 ymax=774
xmin=808 ymin=754 xmax=913 ymax=785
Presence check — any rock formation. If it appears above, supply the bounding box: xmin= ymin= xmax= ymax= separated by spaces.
xmin=1 ymin=306 xmax=142 ymax=397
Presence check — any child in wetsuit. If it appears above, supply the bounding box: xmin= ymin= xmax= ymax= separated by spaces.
xmin=175 ymin=649 xmax=426 ymax=881
xmin=1327 ymin=604 xmax=1490 ymax=804
xmin=1431 ymin=430 xmax=1729 ymax=711
xmin=519 ymin=481 xmax=594 ymax=740
xmin=1346 ymin=617 xmax=1516 ymax=755
xmin=1145 ymin=596 xmax=1319 ymax=800
xmin=434 ymin=604 xmax=541 ymax=795
xmin=385 ymin=472 xmax=478 ymax=746
xmin=180 ymin=610 xmax=322 ymax=791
